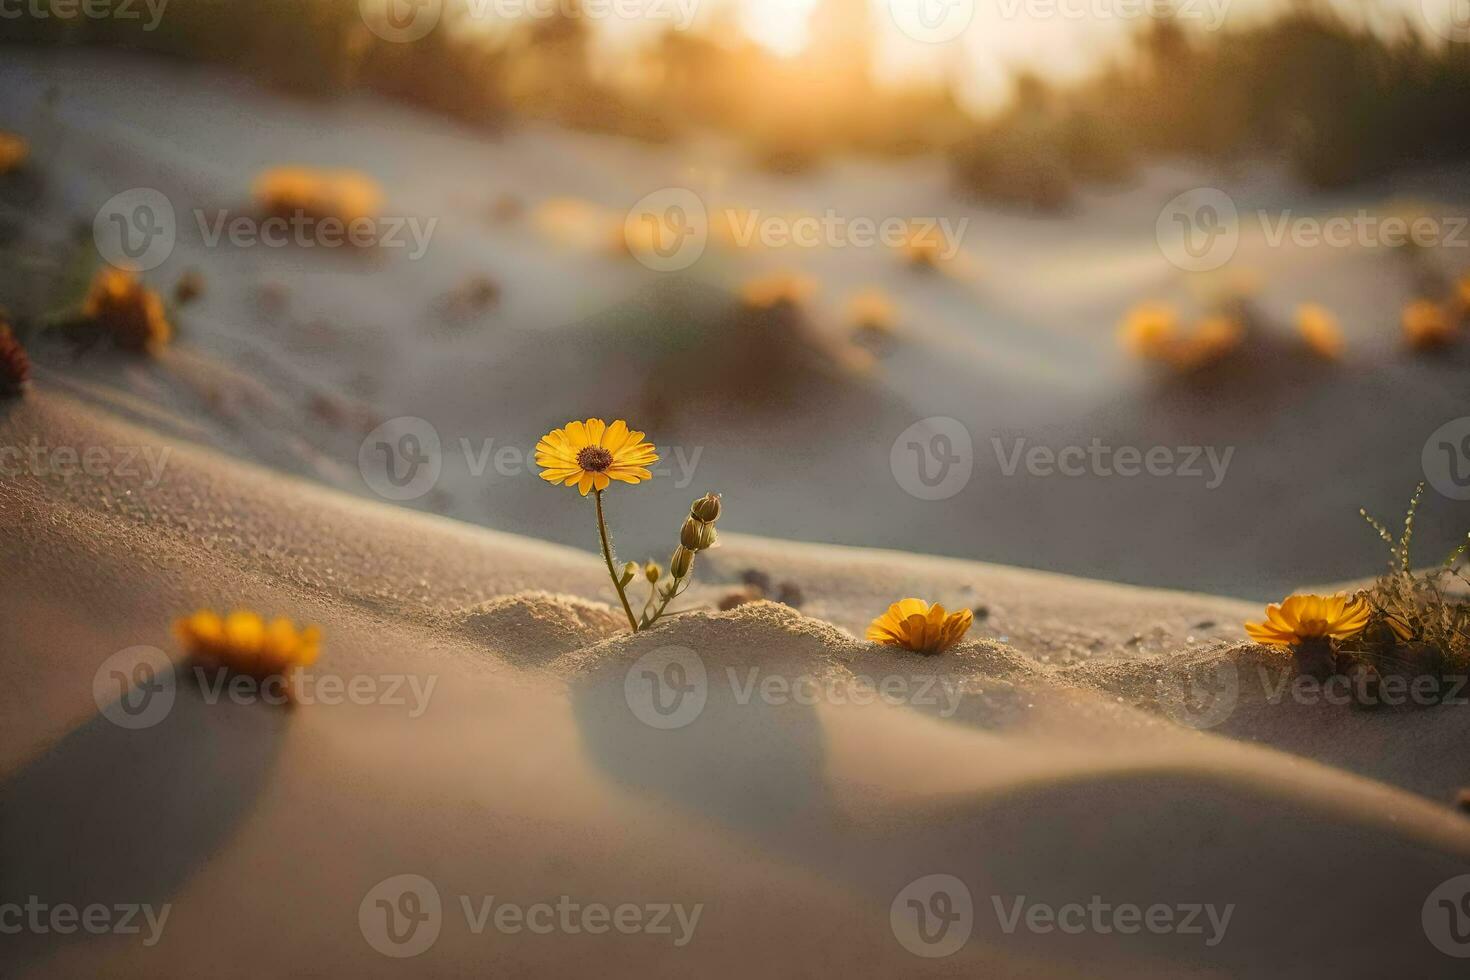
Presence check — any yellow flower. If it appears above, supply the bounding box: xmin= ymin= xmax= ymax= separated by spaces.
xmin=82 ymin=267 xmax=172 ymax=353
xmin=536 ymin=418 xmax=659 ymax=496
xmin=1118 ymin=303 xmax=1179 ymax=359
xmin=1169 ymin=314 xmax=1243 ymax=371
xmin=867 ymin=599 xmax=974 ymax=654
xmin=0 ymin=131 xmax=28 ymax=175
xmin=1402 ymin=300 xmax=1455 ymax=350
xmin=1295 ymin=303 xmax=1343 ymax=360
xmin=1243 ymin=593 xmax=1371 ymax=647
xmin=740 ymin=272 xmax=818 ymax=311
xmin=253 ymin=166 xmax=381 ymax=224
xmin=848 ymin=287 xmax=898 ymax=334
xmin=174 ymin=609 xmax=321 ymax=678
xmin=897 ymin=223 xmax=946 ymax=268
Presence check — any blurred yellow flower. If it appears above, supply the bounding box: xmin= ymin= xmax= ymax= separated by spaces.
xmin=253 ymin=166 xmax=382 ymax=224
xmin=174 ymin=609 xmax=321 ymax=678
xmin=0 ymin=131 xmax=28 ymax=175
xmin=897 ymin=223 xmax=946 ymax=269
xmin=1170 ymin=314 xmax=1243 ymax=370
xmin=740 ymin=272 xmax=818 ymax=310
xmin=867 ymin=599 xmax=974 ymax=654
xmin=82 ymin=267 xmax=172 ymax=353
xmin=1295 ymin=303 xmax=1343 ymax=359
xmin=1118 ymin=303 xmax=1179 ymax=359
xmin=536 ymin=418 xmax=659 ymax=496
xmin=848 ymin=287 xmax=898 ymax=335
xmin=1402 ymin=299 xmax=1455 ymax=350
xmin=1244 ymin=593 xmax=1370 ymax=647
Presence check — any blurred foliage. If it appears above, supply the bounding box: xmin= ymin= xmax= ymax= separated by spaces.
xmin=5 ymin=0 xmax=1470 ymax=203
xmin=952 ymin=9 xmax=1470 ymax=208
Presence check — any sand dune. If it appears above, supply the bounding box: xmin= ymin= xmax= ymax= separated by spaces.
xmin=4 ymin=387 xmax=1470 ymax=976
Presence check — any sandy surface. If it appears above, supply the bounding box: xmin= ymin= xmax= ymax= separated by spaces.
xmin=5 ymin=387 xmax=1470 ymax=977
xmin=4 ymin=50 xmax=1470 ymax=600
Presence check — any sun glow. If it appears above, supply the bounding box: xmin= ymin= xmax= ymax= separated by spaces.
xmin=739 ymin=0 xmax=823 ymax=56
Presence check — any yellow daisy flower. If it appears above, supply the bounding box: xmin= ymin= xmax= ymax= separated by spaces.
xmin=1118 ymin=303 xmax=1179 ymax=359
xmin=81 ymin=267 xmax=172 ymax=353
xmin=867 ymin=598 xmax=974 ymax=654
xmin=252 ymin=166 xmax=382 ymax=224
xmin=0 ymin=131 xmax=28 ymax=175
xmin=1402 ymin=300 xmax=1455 ymax=350
xmin=536 ymin=418 xmax=659 ymax=496
xmin=1243 ymin=593 xmax=1371 ymax=648
xmin=174 ymin=609 xmax=321 ymax=679
xmin=1295 ymin=303 xmax=1344 ymax=360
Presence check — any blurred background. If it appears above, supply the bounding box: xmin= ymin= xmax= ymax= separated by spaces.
xmin=2 ymin=0 xmax=1470 ymax=599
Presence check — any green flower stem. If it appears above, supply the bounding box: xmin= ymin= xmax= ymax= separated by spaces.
xmin=594 ymin=489 xmax=639 ymax=632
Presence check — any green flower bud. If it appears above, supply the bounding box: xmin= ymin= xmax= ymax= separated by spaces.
xmin=680 ymin=517 xmax=706 ymax=550
xmin=690 ymin=493 xmax=722 ymax=524
xmin=696 ymin=522 xmax=719 ymax=550
xmin=670 ymin=545 xmax=694 ymax=579
xmin=619 ymin=562 xmax=638 ymax=587
xmin=644 ymin=561 xmax=661 ymax=584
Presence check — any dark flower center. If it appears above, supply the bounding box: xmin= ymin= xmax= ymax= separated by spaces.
xmin=577 ymin=446 xmax=614 ymax=473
